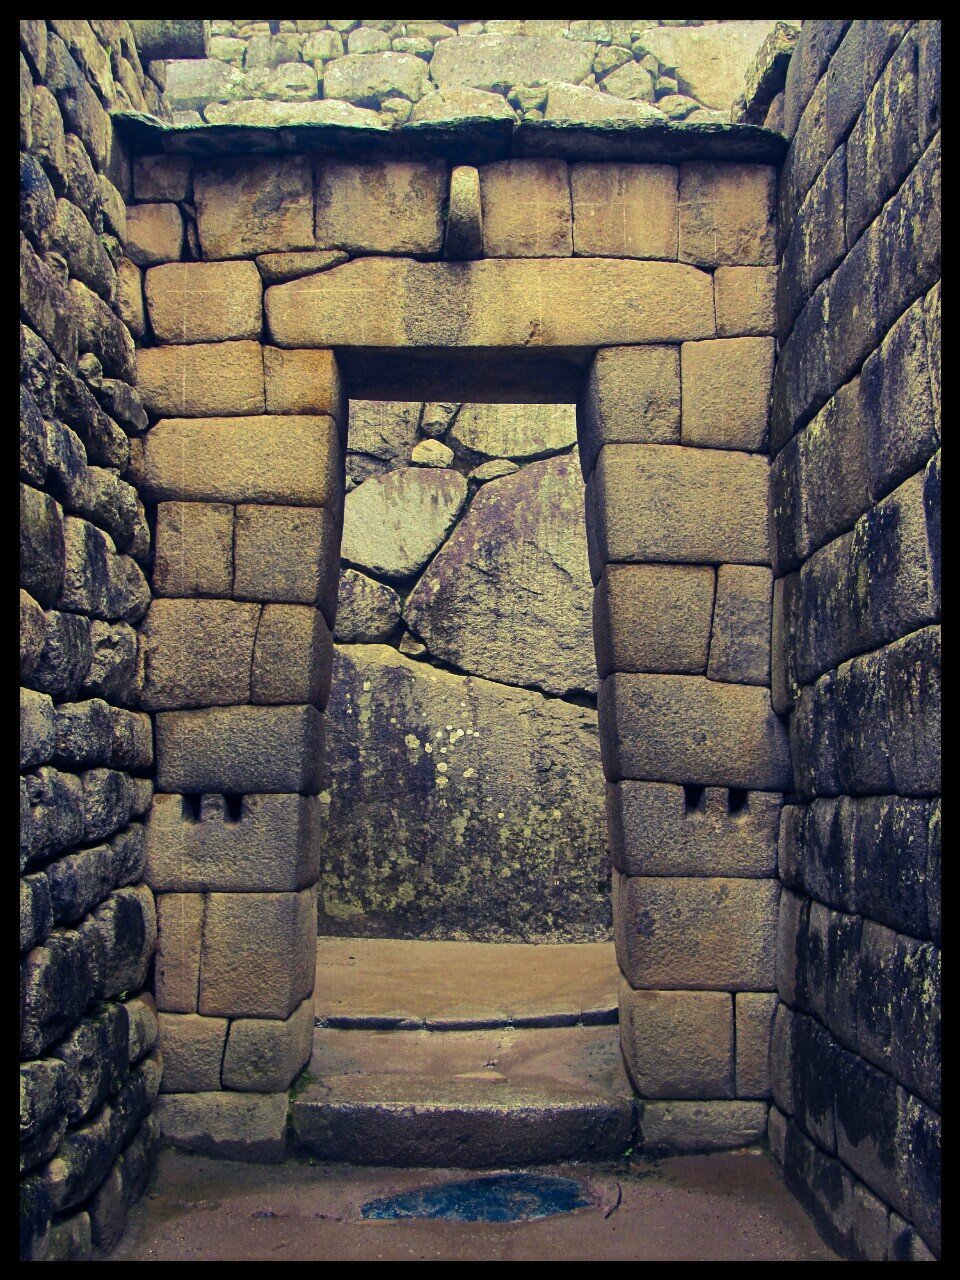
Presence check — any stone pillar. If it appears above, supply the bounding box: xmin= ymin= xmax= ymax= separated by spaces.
xmin=580 ymin=160 xmax=788 ymax=1153
xmin=130 ymin=158 xmax=345 ymax=1158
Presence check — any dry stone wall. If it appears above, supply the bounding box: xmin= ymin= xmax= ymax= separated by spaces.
xmin=19 ymin=19 xmax=167 ymax=1262
xmin=324 ymin=402 xmax=609 ymax=942
xmin=166 ymin=19 xmax=791 ymax=128
xmin=767 ymin=20 xmax=941 ymax=1261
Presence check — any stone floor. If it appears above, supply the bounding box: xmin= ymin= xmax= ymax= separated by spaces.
xmin=107 ymin=1148 xmax=838 ymax=1261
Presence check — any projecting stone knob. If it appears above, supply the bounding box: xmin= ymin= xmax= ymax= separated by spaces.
xmin=443 ymin=165 xmax=483 ymax=261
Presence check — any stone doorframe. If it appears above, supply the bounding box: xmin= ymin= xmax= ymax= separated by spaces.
xmin=136 ymin=157 xmax=791 ymax=1158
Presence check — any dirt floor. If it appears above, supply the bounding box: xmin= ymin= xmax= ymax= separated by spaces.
xmin=107 ymin=1147 xmax=838 ymax=1262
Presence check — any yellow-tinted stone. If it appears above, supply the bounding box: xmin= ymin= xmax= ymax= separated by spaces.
xmin=194 ymin=156 xmax=314 ymax=258
xmin=479 ymin=159 xmax=572 ymax=257
xmin=593 ymin=564 xmax=715 ymax=677
xmin=137 ymin=342 xmax=264 ymax=417
xmin=263 ymin=347 xmax=346 ymax=427
xmin=315 ymin=160 xmax=446 ymax=255
xmin=714 ymin=266 xmax=777 ymax=336
xmin=153 ymin=502 xmax=234 ymax=598
xmin=145 ymin=261 xmax=262 ymax=344
xmin=619 ymin=981 xmax=734 ymax=1098
xmin=126 ymin=202 xmax=184 ymax=266
xmin=679 ymin=163 xmax=776 ymax=267
xmin=571 ymin=163 xmax=678 ymax=259
xmin=681 ymin=337 xmax=775 ymax=451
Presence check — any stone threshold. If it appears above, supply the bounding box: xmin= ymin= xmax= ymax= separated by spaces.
xmin=113 ymin=109 xmax=787 ymax=164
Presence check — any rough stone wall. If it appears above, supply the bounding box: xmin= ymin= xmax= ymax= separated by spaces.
xmin=325 ymin=401 xmax=609 ymax=942
xmin=165 ymin=19 xmax=788 ymax=127
xmin=20 ymin=19 xmax=166 ymax=1263
xmin=767 ymin=20 xmax=941 ymax=1261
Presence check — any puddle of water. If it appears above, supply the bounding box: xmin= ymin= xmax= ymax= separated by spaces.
xmin=361 ymin=1173 xmax=592 ymax=1223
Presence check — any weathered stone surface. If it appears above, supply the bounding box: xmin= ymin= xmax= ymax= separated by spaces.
xmin=252 ymin=604 xmax=333 ymax=707
xmin=140 ymin=417 xmax=340 ymax=506
xmin=735 ymin=992 xmax=777 ymax=1098
xmin=469 ymin=459 xmax=520 ymax=483
xmin=50 ymin=1002 xmax=128 ymax=1124
xmin=600 ymin=673 xmax=791 ymax=790
xmin=146 ymin=792 xmax=321 ymax=893
xmin=603 ymin=62 xmax=655 ymax=102
xmin=579 ymin=346 xmax=680 ymax=475
xmin=639 ymin=1100 xmax=768 ymax=1153
xmin=156 ymin=705 xmax=324 ymax=795
xmin=164 ymin=57 xmax=244 ymax=112
xmin=124 ymin=993 xmax=158 ymax=1064
xmin=156 ymin=1091 xmax=288 ymax=1162
xmin=479 ymin=160 xmax=572 ymax=257
xmin=593 ymin=564 xmax=714 ymax=677
xmin=133 ymin=155 xmax=192 ymax=202
xmin=323 ymin=51 xmax=428 ymax=105
xmin=20 ymin=928 xmax=93 ymax=1056
xmin=262 ymin=350 xmax=345 ymax=428
xmin=443 ymin=164 xmax=483 ymax=261
xmin=204 ymin=98 xmax=384 ymax=128
xmin=412 ymin=87 xmax=515 ymax=124
xmin=410 ymin=439 xmax=454 ymax=467
xmin=145 ymin=261 xmax=262 ymax=344
xmin=570 ymin=163 xmax=677 ymax=259
xmin=346 ymin=400 xmax=420 ymax=483
xmin=587 ymin=444 xmax=770 ymax=573
xmin=199 ymin=889 xmax=316 ymax=1019
xmin=266 ymin=257 xmax=715 ymax=349
xmin=404 ymin=455 xmax=594 ymax=696
xmin=221 ymin=995 xmax=314 ymax=1092
xmin=256 ymin=249 xmax=349 ymax=285
xmin=432 ymin=35 xmax=595 ymax=93
xmin=681 ymin=337 xmax=774 ymax=451
xmin=637 ymin=22 xmax=776 ymax=111
xmin=334 ymin=569 xmax=401 ymax=643
xmin=615 ymin=872 xmax=779 ymax=990
xmin=154 ymin=893 xmax=203 ymax=1013
xmin=232 ymin=507 xmax=337 ymax=634
xmin=620 ymin=982 xmax=734 ymax=1099
xmin=157 ymin=1013 xmax=228 ymax=1093
xmin=543 ymin=82 xmax=662 ymax=123
xmin=141 ymin=599 xmax=260 ymax=710
xmin=20 ymin=874 xmax=53 ymax=956
xmin=321 ymin=644 xmax=609 ymax=941
xmin=715 ymin=266 xmax=777 ymax=337
xmin=125 ymin=203 xmax=183 ymax=267
xmin=153 ymin=502 xmax=233 ymax=598
xmin=137 ymin=342 xmax=264 ymax=417
xmin=341 ymin=468 xmax=467 ymax=584
xmin=20 ymin=1058 xmax=75 ymax=1173
xmin=20 ymin=766 xmax=86 ymax=868
xmin=316 ymin=161 xmax=445 ymax=256
xmin=82 ymin=620 xmax=138 ymax=704
xmin=45 ymin=845 xmax=112 ymax=924
xmin=86 ymin=885 xmax=156 ymax=998
xmin=194 ymin=156 xmax=314 ymax=258
xmin=448 ymin=403 xmax=576 ymax=460
xmin=679 ymin=163 xmax=776 ymax=267
xmin=708 ymin=565 xmax=772 ymax=685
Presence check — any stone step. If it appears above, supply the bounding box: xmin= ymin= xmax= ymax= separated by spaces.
xmin=314 ymin=938 xmax=619 ymax=1029
xmin=291 ymin=1022 xmax=635 ymax=1167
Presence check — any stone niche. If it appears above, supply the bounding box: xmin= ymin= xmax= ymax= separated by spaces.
xmin=322 ymin=400 xmax=611 ymax=942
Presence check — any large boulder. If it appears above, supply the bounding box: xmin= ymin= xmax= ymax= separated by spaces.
xmin=340 ymin=467 xmax=467 ymax=583
xmin=333 ymin=569 xmax=401 ymax=643
xmin=346 ymin=400 xmax=421 ymax=485
xmin=632 ymin=21 xmax=776 ymax=111
xmin=447 ymin=403 xmax=577 ymax=461
xmin=543 ymin=83 xmax=662 ymax=123
xmin=430 ymin=35 xmax=595 ymax=93
xmin=320 ymin=644 xmax=610 ymax=941
xmin=322 ymin=51 xmax=429 ymax=106
xmin=404 ymin=453 xmax=596 ymax=697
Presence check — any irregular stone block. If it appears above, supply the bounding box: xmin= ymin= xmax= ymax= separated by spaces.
xmin=20 ymin=589 xmax=46 ymax=683
xmin=221 ymin=995 xmax=314 ymax=1092
xmin=81 ymin=768 xmax=135 ymax=843
xmin=316 ymin=161 xmax=445 ymax=256
xmin=735 ymin=991 xmax=778 ymax=1098
xmin=448 ymin=403 xmax=577 ymax=461
xmin=341 ymin=467 xmax=467 ymax=585
xmin=157 ymin=1013 xmax=229 ymax=1093
xmin=256 ymin=249 xmax=349 ymax=285
xmin=50 ymin=1002 xmax=128 ymax=1124
xmin=322 ymin=51 xmax=428 ymax=105
xmin=125 ymin=203 xmax=184 ymax=266
xmin=714 ymin=266 xmax=777 ymax=336
xmin=141 ymin=417 xmax=341 ymax=507
xmin=20 ymin=484 xmax=65 ymax=608
xmin=681 ymin=337 xmax=775 ymax=451
xmin=431 ymin=34 xmax=594 ymax=92
xmin=20 ymin=874 xmax=53 ymax=955
xmin=679 ymin=162 xmax=776 ymax=267
xmin=155 ymin=1090 xmax=288 ymax=1162
xmin=44 ymin=1211 xmax=91 ymax=1261
xmin=154 ymin=892 xmax=203 ymax=1013
xmin=156 ymin=704 xmax=324 ymax=794
xmin=145 ymin=261 xmax=262 ymax=344
xmin=571 ymin=163 xmax=677 ymax=259
xmin=137 ymin=342 xmax=264 ymax=417
xmin=140 ymin=598 xmax=260 ymax=710
xmin=402 ymin=455 xmax=593 ymax=696
xmin=21 ymin=689 xmax=55 ymax=771
xmin=20 ymin=766 xmax=85 ymax=868
xmin=251 ymin=604 xmax=333 ymax=708
xmin=620 ymin=982 xmax=734 ymax=1099
xmin=199 ymin=889 xmax=316 ymax=1018
xmin=234 ymin=504 xmax=340 ymax=623
xmin=265 ymin=257 xmax=716 ymax=350
xmin=45 ymin=845 xmax=112 ymax=924
xmin=334 ymin=569 xmax=400 ymax=643
xmin=87 ymin=885 xmax=156 ymax=999
xmin=133 ymin=155 xmax=192 ymax=202
xmin=707 ymin=564 xmax=772 ymax=685
xmin=607 ymin=781 xmax=780 ymax=877
xmin=600 ymin=673 xmax=791 ymax=790
xmin=82 ymin=620 xmax=137 ymax=704
xmin=615 ymin=872 xmax=779 ymax=991
xmin=115 ymin=257 xmax=145 ymax=340
xmin=444 ymin=164 xmax=483 ymax=261
xmin=586 ymin=445 xmax=770 ymax=574
xmin=20 ymin=1056 xmax=76 ymax=1176
xmin=20 ymin=929 xmax=93 ymax=1056
xmin=479 ymin=159 xmax=572 ymax=257
xmin=543 ymin=82 xmax=662 ymax=124
xmin=154 ymin=501 xmax=234 ymax=598
xmin=639 ymin=1100 xmax=768 ymax=1154
xmin=194 ymin=156 xmax=314 ymax=258
xmin=578 ymin=346 xmax=680 ymax=475
xmin=263 ymin=347 xmax=345 ymax=425
xmin=146 ymin=792 xmax=321 ymax=893
xmin=20 ymin=232 xmax=77 ymax=365
xmin=124 ymin=992 xmax=158 ymax=1064
xmin=593 ymin=564 xmax=714 ymax=678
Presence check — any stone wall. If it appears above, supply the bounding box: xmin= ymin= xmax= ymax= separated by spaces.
xmin=165 ymin=19 xmax=790 ymax=128
xmin=325 ymin=401 xmax=609 ymax=942
xmin=767 ymin=20 xmax=941 ymax=1261
xmin=20 ymin=19 xmax=167 ymax=1262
